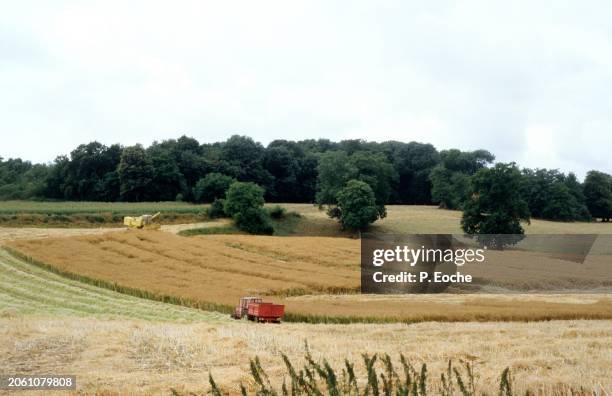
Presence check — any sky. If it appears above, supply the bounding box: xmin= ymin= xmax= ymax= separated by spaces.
xmin=1 ymin=1 xmax=611 ymax=179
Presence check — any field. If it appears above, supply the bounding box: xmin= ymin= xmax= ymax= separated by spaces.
xmin=5 ymin=201 xmax=612 ymax=235
xmin=0 ymin=219 xmax=228 ymax=245
xmin=0 ymin=200 xmax=208 ymax=227
xmin=280 ymin=204 xmax=612 ymax=235
xmin=6 ymin=230 xmax=612 ymax=323
xmin=0 ymin=249 xmax=226 ymax=322
xmin=0 ymin=200 xmax=208 ymax=214
xmin=2 ymin=203 xmax=612 ymax=394
xmin=1 ymin=247 xmax=610 ymax=394
xmin=2 ymin=315 xmax=611 ymax=395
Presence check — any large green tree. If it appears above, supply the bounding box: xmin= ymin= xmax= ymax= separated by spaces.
xmin=461 ymin=163 xmax=531 ymax=248
xmin=541 ymin=182 xmax=585 ymax=221
xmin=384 ymin=141 xmax=439 ymax=204
xmin=43 ymin=156 xmax=70 ymax=199
xmin=316 ymin=150 xmax=395 ymax=219
xmin=117 ymin=145 xmax=154 ymax=201
xmin=146 ymin=142 xmax=187 ymax=201
xmin=583 ymin=170 xmax=612 ymax=221
xmin=219 ymin=135 xmax=272 ymax=190
xmin=53 ymin=142 xmax=122 ymax=201
xmin=193 ymin=172 xmax=234 ymax=203
xmin=348 ymin=151 xmax=396 ymax=215
xmin=0 ymin=157 xmax=49 ymax=200
xmin=334 ymin=179 xmax=380 ymax=230
xmin=429 ymin=166 xmax=470 ymax=209
xmin=564 ymin=172 xmax=591 ymax=220
xmin=430 ymin=149 xmax=494 ymax=209
xmin=521 ymin=168 xmax=590 ymax=221
xmin=224 ymin=181 xmax=273 ymax=234
xmin=263 ymin=145 xmax=301 ymax=202
xmin=315 ymin=151 xmax=356 ymax=206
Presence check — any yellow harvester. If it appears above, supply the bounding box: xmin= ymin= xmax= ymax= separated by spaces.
xmin=123 ymin=212 xmax=161 ymax=229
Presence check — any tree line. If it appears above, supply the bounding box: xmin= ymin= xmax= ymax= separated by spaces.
xmin=0 ymin=135 xmax=611 ymax=222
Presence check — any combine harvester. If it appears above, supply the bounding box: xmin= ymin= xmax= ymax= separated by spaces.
xmin=232 ymin=296 xmax=285 ymax=323
xmin=123 ymin=212 xmax=162 ymax=229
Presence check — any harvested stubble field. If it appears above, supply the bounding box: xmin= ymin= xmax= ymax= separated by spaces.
xmin=280 ymin=204 xmax=612 ymax=235
xmin=0 ymin=219 xmax=229 ymax=246
xmin=6 ymin=230 xmax=612 ymax=323
xmin=4 ymin=201 xmax=612 ymax=234
xmin=1 ymin=316 xmax=611 ymax=395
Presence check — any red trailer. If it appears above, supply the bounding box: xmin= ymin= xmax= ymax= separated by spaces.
xmin=247 ymin=302 xmax=285 ymax=323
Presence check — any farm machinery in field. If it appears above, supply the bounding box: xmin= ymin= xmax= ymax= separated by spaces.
xmin=231 ymin=296 xmax=285 ymax=323
xmin=123 ymin=212 xmax=161 ymax=229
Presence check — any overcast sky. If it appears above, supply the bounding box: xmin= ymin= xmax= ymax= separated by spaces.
xmin=1 ymin=1 xmax=611 ymax=179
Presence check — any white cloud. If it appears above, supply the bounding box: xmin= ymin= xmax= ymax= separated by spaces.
xmin=0 ymin=0 xmax=611 ymax=179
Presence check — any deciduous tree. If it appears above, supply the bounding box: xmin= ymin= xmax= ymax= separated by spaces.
xmin=461 ymin=163 xmax=530 ymax=248
xmin=193 ymin=173 xmax=234 ymax=203
xmin=584 ymin=170 xmax=612 ymax=222
xmin=118 ymin=145 xmax=154 ymax=201
xmin=224 ymin=181 xmax=273 ymax=234
xmin=334 ymin=179 xmax=380 ymax=230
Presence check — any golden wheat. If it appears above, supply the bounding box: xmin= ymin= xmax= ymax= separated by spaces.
xmin=6 ymin=231 xmax=612 ymax=323
xmin=1 ymin=316 xmax=611 ymax=395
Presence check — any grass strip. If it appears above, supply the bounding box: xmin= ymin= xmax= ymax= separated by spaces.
xmin=178 ymin=225 xmax=242 ymax=236
xmin=2 ymin=246 xmax=234 ymax=317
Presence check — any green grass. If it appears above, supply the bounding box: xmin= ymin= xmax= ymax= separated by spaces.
xmin=0 ymin=200 xmax=207 ymax=214
xmin=0 ymin=248 xmax=227 ymax=322
xmin=178 ymin=211 xmax=303 ymax=236
xmin=191 ymin=349 xmax=516 ymax=396
xmin=269 ymin=211 xmax=304 ymax=236
xmin=0 ymin=200 xmax=209 ymax=227
xmin=178 ymin=224 xmax=243 ymax=236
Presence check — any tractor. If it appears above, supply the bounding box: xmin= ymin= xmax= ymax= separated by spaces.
xmin=123 ymin=212 xmax=161 ymax=229
xmin=231 ymin=296 xmax=285 ymax=323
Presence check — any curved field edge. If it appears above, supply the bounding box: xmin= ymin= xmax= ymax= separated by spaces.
xmin=0 ymin=248 xmax=227 ymax=322
xmin=5 ymin=245 xmax=612 ymax=324
xmin=3 ymin=245 xmax=391 ymax=324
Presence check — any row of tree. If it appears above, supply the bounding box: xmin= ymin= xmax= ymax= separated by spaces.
xmin=428 ymin=149 xmax=611 ymax=222
xmin=0 ymin=136 xmax=437 ymax=204
xmin=1 ymin=135 xmax=611 ymax=222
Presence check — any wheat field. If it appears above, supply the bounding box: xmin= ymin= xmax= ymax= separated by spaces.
xmin=282 ymin=204 xmax=612 ymax=235
xmin=2 ymin=215 xmax=612 ymax=394
xmin=6 ymin=230 xmax=612 ymax=323
xmin=1 ymin=243 xmax=611 ymax=394
xmin=1 ymin=316 xmax=610 ymax=395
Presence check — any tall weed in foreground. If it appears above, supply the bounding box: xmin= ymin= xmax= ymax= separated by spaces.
xmin=173 ymin=344 xmax=518 ymax=395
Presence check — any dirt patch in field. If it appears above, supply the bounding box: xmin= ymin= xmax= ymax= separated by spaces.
xmin=0 ymin=220 xmax=227 ymax=245
xmin=0 ymin=227 xmax=124 ymax=245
